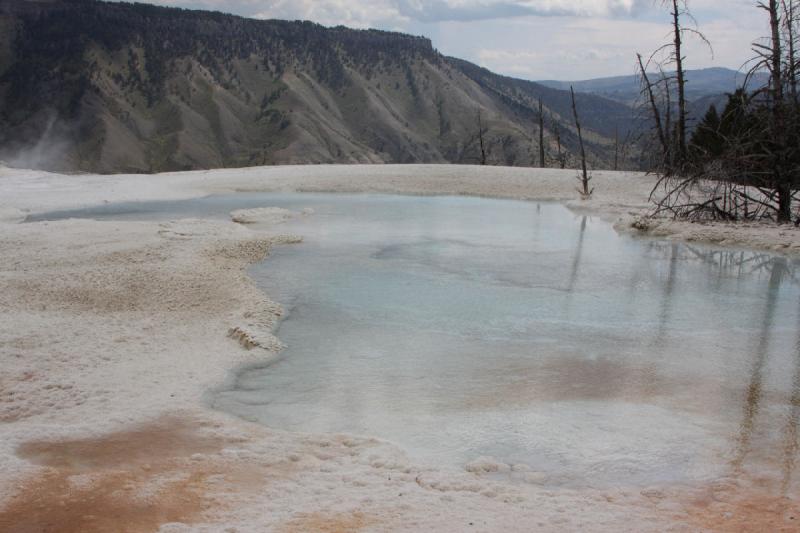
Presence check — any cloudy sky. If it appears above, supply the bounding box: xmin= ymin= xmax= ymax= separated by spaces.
xmin=139 ymin=0 xmax=768 ymax=81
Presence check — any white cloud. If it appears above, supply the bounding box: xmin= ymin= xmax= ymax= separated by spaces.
xmin=250 ymin=1 xmax=404 ymax=28
xmin=468 ymin=10 xmax=765 ymax=80
xmin=137 ymin=0 xmax=771 ymax=79
xmin=473 ymin=17 xmax=656 ymax=80
xmin=145 ymin=0 xmax=649 ymax=27
xmin=393 ymin=0 xmax=648 ymax=22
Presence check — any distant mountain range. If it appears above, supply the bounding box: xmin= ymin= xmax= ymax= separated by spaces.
xmin=0 ymin=0 xmax=636 ymax=173
xmin=539 ymin=67 xmax=769 ymax=106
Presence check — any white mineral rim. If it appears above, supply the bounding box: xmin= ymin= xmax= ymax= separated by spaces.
xmin=0 ymin=164 xmax=797 ymax=531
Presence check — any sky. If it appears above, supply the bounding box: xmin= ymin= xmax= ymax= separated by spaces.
xmin=137 ymin=0 xmax=769 ymax=81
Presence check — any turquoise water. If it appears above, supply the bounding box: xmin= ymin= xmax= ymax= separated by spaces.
xmin=209 ymin=194 xmax=800 ymax=491
xmin=34 ymin=192 xmax=800 ymax=491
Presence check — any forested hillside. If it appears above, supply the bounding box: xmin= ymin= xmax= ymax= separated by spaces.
xmin=0 ymin=0 xmax=635 ymax=173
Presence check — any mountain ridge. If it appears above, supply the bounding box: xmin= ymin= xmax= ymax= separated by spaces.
xmin=0 ymin=0 xmax=635 ymax=173
xmin=539 ymin=67 xmax=769 ymax=106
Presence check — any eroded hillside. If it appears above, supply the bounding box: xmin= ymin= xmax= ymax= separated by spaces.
xmin=0 ymin=0 xmax=635 ymax=172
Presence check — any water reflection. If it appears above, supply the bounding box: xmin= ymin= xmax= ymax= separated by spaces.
xmin=49 ymin=192 xmax=799 ymax=492
xmin=654 ymin=243 xmax=680 ymax=344
xmin=781 ymin=300 xmax=800 ymax=494
xmin=224 ymin=196 xmax=800 ymax=490
xmin=683 ymin=245 xmax=798 ymax=279
xmin=566 ymin=215 xmax=587 ymax=293
xmin=732 ymin=258 xmax=785 ymax=473
xmin=637 ymin=246 xmax=800 ymax=492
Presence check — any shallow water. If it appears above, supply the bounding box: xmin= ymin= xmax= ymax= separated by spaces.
xmin=212 ymin=194 xmax=800 ymax=492
xmin=36 ymin=192 xmax=800 ymax=492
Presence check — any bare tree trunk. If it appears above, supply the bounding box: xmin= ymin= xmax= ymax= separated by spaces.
xmin=646 ymin=0 xmax=793 ymax=222
xmin=771 ymin=0 xmax=785 ymax=104
xmin=783 ymin=2 xmax=799 ymax=221
xmin=784 ymin=0 xmax=798 ymax=102
xmin=571 ymin=86 xmax=592 ymax=197
xmin=665 ymin=77 xmax=673 ymax=168
xmin=638 ymin=54 xmax=668 ymax=165
xmin=538 ymin=99 xmax=546 ymax=168
xmin=671 ymin=0 xmax=688 ymax=163
xmin=477 ymin=109 xmax=487 ymax=166
xmin=768 ymin=0 xmax=792 ymax=222
xmin=614 ymin=126 xmax=619 ymax=171
xmin=554 ymin=121 xmax=565 ymax=169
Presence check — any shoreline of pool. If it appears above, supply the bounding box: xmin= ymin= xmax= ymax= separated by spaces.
xmin=1 ymin=165 xmax=799 ymax=531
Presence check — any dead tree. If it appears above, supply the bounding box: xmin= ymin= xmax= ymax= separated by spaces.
xmin=614 ymin=127 xmax=620 ymax=171
xmin=571 ymin=86 xmax=592 ymax=197
xmin=617 ymin=128 xmax=633 ymax=171
xmin=637 ymin=53 xmax=668 ymax=167
xmin=664 ymin=0 xmax=710 ymax=166
xmin=553 ymin=120 xmax=566 ymax=169
xmin=763 ymin=0 xmax=792 ymax=221
xmin=639 ymin=2 xmax=710 ymax=174
xmin=538 ymin=99 xmax=546 ymax=168
xmin=669 ymin=0 xmax=689 ymax=162
xmin=640 ymin=2 xmax=735 ymax=221
xmin=664 ymin=74 xmax=674 ymax=162
xmin=768 ymin=0 xmax=785 ymax=105
xmin=477 ymin=109 xmax=487 ymax=165
xmin=645 ymin=0 xmax=799 ymax=223
xmin=783 ymin=0 xmax=798 ymax=102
